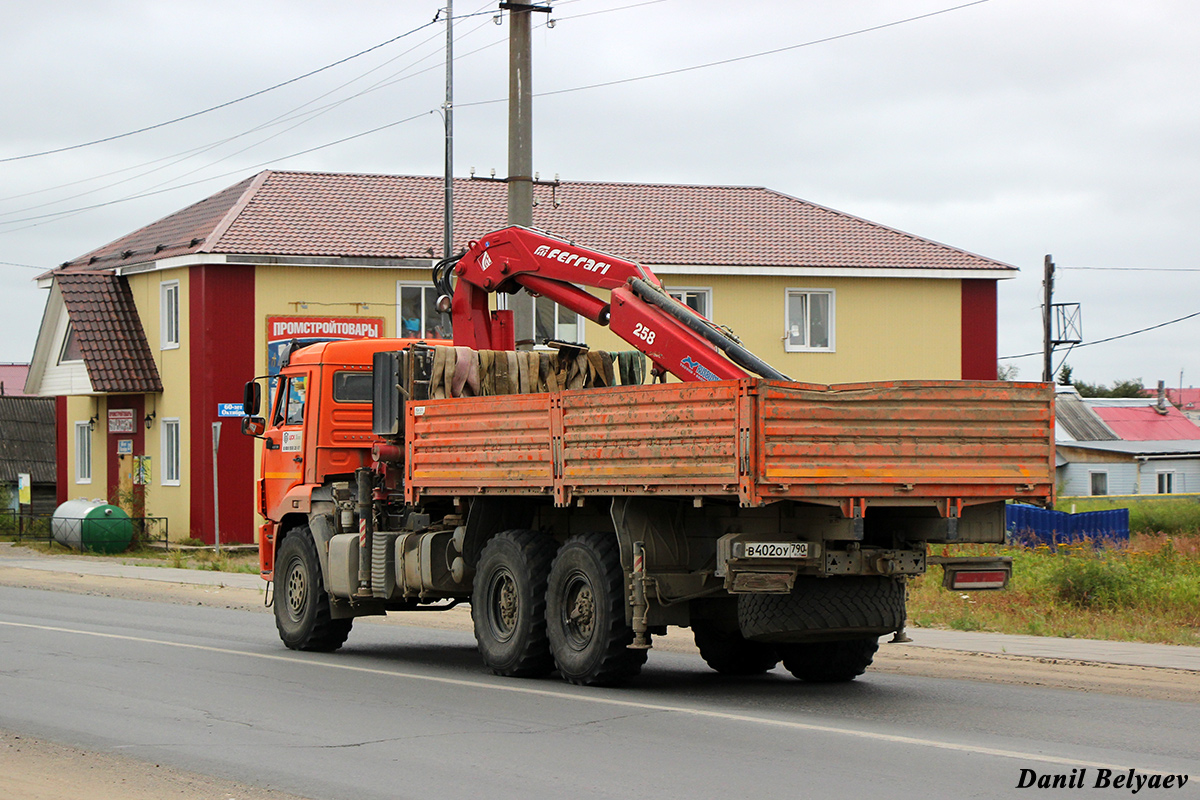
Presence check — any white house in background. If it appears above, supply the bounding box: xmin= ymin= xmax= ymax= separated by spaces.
xmin=1055 ymin=386 xmax=1200 ymax=496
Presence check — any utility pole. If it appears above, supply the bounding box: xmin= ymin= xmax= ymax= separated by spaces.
xmin=443 ymin=0 xmax=454 ymax=260
xmin=503 ymin=2 xmax=550 ymax=226
xmin=1042 ymin=254 xmax=1054 ymax=383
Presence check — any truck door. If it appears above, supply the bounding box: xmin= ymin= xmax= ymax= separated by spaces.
xmin=262 ymin=372 xmax=310 ymax=516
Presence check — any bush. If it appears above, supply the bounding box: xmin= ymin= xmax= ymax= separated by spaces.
xmin=1048 ymin=557 xmax=1136 ymax=609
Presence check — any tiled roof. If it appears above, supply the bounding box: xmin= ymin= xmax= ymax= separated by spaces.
xmin=0 ymin=396 xmax=56 ymax=484
xmin=58 ymin=273 xmax=163 ymax=393
xmin=56 ymin=171 xmax=1014 ymax=273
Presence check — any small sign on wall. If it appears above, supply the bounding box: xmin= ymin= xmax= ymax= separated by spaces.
xmin=117 ymin=439 xmax=133 ymax=455
xmin=133 ymin=456 xmax=151 ymax=486
xmin=108 ymin=409 xmax=135 ymax=434
xmin=218 ymin=403 xmax=246 ymax=418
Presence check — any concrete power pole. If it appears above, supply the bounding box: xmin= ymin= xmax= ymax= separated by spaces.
xmin=1042 ymin=254 xmax=1055 ymax=383
xmin=505 ymin=3 xmax=550 ymax=226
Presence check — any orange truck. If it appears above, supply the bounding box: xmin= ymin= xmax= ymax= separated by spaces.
xmin=242 ymin=227 xmax=1055 ymax=686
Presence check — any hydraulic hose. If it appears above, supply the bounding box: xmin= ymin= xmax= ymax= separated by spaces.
xmin=627 ymin=278 xmax=792 ymax=381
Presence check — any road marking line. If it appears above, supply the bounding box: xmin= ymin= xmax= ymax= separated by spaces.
xmin=0 ymin=619 xmax=1178 ymax=774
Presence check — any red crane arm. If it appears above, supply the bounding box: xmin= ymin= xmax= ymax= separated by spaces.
xmin=450 ymin=226 xmax=785 ymax=383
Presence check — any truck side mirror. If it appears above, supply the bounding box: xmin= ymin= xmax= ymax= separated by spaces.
xmin=241 ymin=416 xmax=266 ymax=437
xmin=243 ymin=381 xmax=262 ymax=416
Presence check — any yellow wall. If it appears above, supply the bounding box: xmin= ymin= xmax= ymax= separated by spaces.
xmin=583 ymin=274 xmax=963 ymax=383
xmin=121 ymin=269 xmax=192 ymax=537
xmin=63 ymin=395 xmax=106 ymax=502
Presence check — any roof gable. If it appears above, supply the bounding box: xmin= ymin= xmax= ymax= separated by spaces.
xmin=56 ymin=171 xmax=1015 ymax=274
xmin=57 ymin=273 xmax=163 ymax=393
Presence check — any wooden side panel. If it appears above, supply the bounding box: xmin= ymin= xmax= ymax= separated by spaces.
xmin=754 ymin=380 xmax=1055 ymax=504
xmin=559 ymin=382 xmax=743 ymax=497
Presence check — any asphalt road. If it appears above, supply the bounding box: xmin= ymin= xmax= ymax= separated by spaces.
xmin=1 ymin=585 xmax=1195 ymax=800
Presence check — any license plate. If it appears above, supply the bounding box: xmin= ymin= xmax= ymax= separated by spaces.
xmin=741 ymin=541 xmax=809 ymax=559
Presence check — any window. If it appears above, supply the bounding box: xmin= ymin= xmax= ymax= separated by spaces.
xmin=397 ymin=282 xmax=452 ymax=340
xmin=74 ymin=422 xmax=92 ymax=484
xmin=667 ymin=287 xmax=712 ymax=319
xmin=333 ymin=371 xmax=372 ymax=403
xmin=1157 ymin=471 xmax=1175 ymax=494
xmin=59 ymin=322 xmax=83 ymax=363
xmin=161 ymin=280 xmax=180 ymax=349
xmin=162 ymin=419 xmax=181 ymax=486
xmin=508 ymin=290 xmax=584 ymax=346
xmin=1089 ymin=471 xmax=1108 ymax=496
xmin=285 ymin=376 xmax=307 ymax=425
xmin=785 ymin=289 xmax=834 ymax=352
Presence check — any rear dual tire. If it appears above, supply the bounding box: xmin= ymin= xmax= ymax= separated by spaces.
xmin=546 ymin=533 xmax=646 ymax=686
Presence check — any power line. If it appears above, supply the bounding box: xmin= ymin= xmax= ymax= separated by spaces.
xmin=0 ymin=12 xmax=500 ymax=163
xmin=1062 ymin=266 xmax=1200 ymax=272
xmin=458 ymin=0 xmax=991 ymax=109
xmin=0 ymin=112 xmax=433 ymax=234
xmin=1000 ymin=310 xmax=1200 ymax=360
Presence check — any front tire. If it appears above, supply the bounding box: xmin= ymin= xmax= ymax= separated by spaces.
xmin=274 ymin=527 xmax=353 ymax=651
xmin=472 ymin=529 xmax=558 ymax=677
xmin=546 ymin=533 xmax=646 ymax=686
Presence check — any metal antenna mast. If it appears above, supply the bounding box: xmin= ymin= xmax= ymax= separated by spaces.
xmin=444 ymin=0 xmax=454 ymax=260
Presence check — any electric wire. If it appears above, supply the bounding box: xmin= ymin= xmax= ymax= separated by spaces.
xmin=1 ymin=0 xmax=989 ymax=234
xmin=0 ymin=4 xmax=503 ymax=230
xmin=457 ymin=0 xmax=992 ymax=109
xmin=1000 ymin=310 xmax=1200 ymax=360
xmin=0 ymin=6 xmax=504 ymax=164
xmin=0 ymin=4 xmax=497 ymax=212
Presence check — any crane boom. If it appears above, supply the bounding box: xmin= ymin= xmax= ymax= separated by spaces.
xmin=448 ymin=226 xmax=788 ymax=382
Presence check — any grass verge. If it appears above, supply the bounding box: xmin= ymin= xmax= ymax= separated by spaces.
xmin=909 ymin=533 xmax=1200 ymax=646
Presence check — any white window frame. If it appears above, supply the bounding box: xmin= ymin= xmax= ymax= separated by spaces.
xmin=396 ymin=281 xmax=453 ymax=340
xmin=1156 ymin=470 xmax=1175 ymax=495
xmin=784 ymin=288 xmax=835 ymax=353
xmin=161 ymin=418 xmax=181 ymax=486
xmin=502 ymin=290 xmax=585 ymax=348
xmin=160 ymin=280 xmax=180 ymax=350
xmin=58 ymin=321 xmax=83 ymax=364
xmin=1089 ymin=470 xmax=1108 ymax=496
xmin=667 ymin=286 xmax=713 ymax=319
xmin=74 ymin=421 xmax=92 ymax=484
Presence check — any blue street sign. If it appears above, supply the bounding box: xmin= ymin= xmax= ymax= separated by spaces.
xmin=218 ymin=403 xmax=246 ymax=418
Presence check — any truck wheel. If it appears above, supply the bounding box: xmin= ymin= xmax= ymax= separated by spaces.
xmin=472 ymin=529 xmax=557 ymax=677
xmin=777 ymin=637 xmax=879 ymax=682
xmin=692 ymin=623 xmax=780 ymax=675
xmin=274 ymin=527 xmax=353 ymax=652
xmin=546 ymin=533 xmax=647 ymax=686
xmin=738 ymin=576 xmax=905 ymax=643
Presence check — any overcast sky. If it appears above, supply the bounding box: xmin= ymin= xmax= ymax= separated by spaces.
xmin=3 ymin=0 xmax=1198 ymax=388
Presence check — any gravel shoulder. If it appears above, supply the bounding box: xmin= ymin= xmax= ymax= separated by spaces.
xmin=2 ymin=562 xmax=1198 ymax=800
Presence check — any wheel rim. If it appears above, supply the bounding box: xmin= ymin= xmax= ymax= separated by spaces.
xmin=486 ymin=567 xmax=519 ymax=643
xmin=560 ymin=570 xmax=596 ymax=650
xmin=284 ymin=557 xmax=307 ymax=622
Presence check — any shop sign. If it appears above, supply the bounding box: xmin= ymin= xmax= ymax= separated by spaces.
xmin=266 ymin=316 xmax=385 ymax=377
xmin=108 ymin=409 xmax=135 ymax=434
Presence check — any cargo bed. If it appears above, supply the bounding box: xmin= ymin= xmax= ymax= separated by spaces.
xmin=403 ymin=378 xmax=1055 ymax=509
